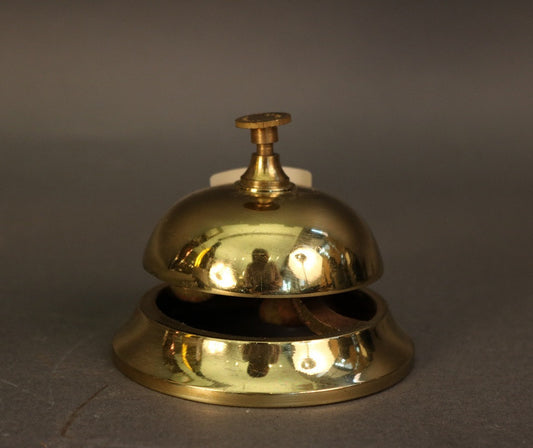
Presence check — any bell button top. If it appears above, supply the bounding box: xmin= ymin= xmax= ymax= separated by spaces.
xmin=235 ymin=112 xmax=293 ymax=192
xmin=235 ymin=112 xmax=291 ymax=129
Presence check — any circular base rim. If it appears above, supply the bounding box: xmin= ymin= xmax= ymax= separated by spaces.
xmin=112 ymin=285 xmax=414 ymax=407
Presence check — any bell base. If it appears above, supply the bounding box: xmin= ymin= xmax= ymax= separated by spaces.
xmin=112 ymin=285 xmax=414 ymax=407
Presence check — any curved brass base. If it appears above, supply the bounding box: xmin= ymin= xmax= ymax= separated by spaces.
xmin=112 ymin=285 xmax=414 ymax=407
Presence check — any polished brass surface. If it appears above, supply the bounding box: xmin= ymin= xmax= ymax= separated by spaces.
xmin=235 ymin=112 xmax=291 ymax=129
xmin=238 ymin=152 xmax=293 ymax=193
xmin=143 ymin=184 xmax=383 ymax=298
xmin=144 ymin=112 xmax=382 ymax=298
xmin=113 ymin=285 xmax=414 ymax=407
xmin=115 ymin=111 xmax=413 ymax=406
xmin=236 ymin=112 xmax=293 ymax=192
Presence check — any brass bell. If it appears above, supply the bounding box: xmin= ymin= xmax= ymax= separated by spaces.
xmin=112 ymin=112 xmax=414 ymax=407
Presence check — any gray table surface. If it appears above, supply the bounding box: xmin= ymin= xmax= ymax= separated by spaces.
xmin=1 ymin=2 xmax=532 ymax=447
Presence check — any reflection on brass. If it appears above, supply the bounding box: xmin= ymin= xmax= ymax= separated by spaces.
xmin=292 ymin=297 xmax=367 ymax=336
xmin=242 ymin=343 xmax=281 ymax=378
xmin=244 ymin=249 xmax=282 ymax=293
xmin=258 ymin=299 xmax=301 ymax=326
xmin=170 ymin=286 xmax=213 ymax=303
xmin=113 ymin=112 xmax=414 ymax=406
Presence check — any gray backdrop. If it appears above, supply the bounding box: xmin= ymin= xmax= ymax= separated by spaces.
xmin=1 ymin=1 xmax=532 ymax=447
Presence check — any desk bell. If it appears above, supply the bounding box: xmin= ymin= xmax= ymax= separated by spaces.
xmin=112 ymin=112 xmax=414 ymax=407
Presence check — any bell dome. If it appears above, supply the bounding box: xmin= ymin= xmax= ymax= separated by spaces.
xmin=143 ymin=112 xmax=383 ymax=299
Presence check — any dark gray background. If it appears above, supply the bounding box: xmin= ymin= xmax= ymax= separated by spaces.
xmin=1 ymin=1 xmax=532 ymax=447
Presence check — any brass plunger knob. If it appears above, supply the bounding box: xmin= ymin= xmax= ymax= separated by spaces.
xmin=235 ymin=112 xmax=293 ymax=193
xmin=235 ymin=112 xmax=291 ymax=155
